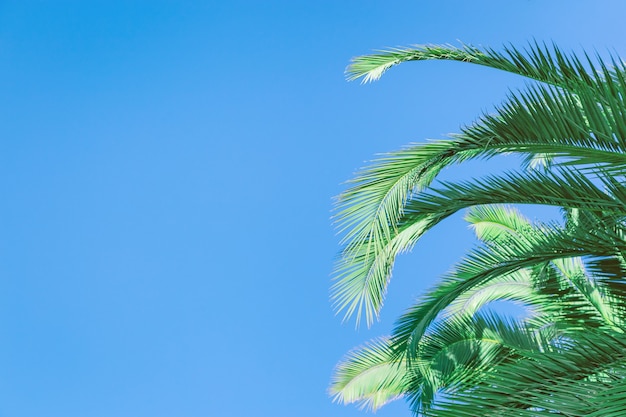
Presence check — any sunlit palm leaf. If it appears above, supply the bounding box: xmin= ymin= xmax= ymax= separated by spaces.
xmin=330 ymin=338 xmax=408 ymax=411
xmin=331 ymin=312 xmax=557 ymax=414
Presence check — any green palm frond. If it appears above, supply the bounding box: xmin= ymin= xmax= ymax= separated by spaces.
xmin=465 ymin=205 xmax=624 ymax=328
xmin=443 ymin=271 xmax=538 ymax=319
xmin=334 ymin=169 xmax=626 ymax=326
xmin=465 ymin=205 xmax=531 ymax=244
xmin=408 ymin=312 xmax=555 ymax=413
xmin=331 ymin=312 xmax=557 ymax=414
xmin=346 ymin=42 xmax=599 ymax=89
xmin=552 ymin=256 xmax=622 ymax=329
xmin=331 ymin=216 xmax=432 ymax=324
xmin=392 ymin=221 xmax=626 ymax=359
xmin=330 ymin=337 xmax=408 ymax=411
xmin=443 ymin=207 xmax=550 ymax=319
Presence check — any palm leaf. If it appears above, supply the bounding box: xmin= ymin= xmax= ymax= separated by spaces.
xmin=392 ymin=222 xmax=626 ymax=359
xmin=346 ymin=42 xmax=599 ymax=89
xmin=330 ymin=337 xmax=408 ymax=411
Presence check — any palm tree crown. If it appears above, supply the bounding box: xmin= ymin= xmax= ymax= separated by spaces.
xmin=331 ymin=43 xmax=626 ymax=416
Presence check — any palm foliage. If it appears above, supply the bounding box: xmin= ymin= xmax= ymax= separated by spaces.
xmin=331 ymin=43 xmax=626 ymax=415
xmin=430 ymin=329 xmax=626 ymax=417
xmin=332 ymin=206 xmax=626 ymax=415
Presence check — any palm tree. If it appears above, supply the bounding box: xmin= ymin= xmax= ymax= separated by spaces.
xmin=330 ymin=43 xmax=626 ymax=415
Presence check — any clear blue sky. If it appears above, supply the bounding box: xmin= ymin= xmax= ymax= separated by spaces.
xmin=1 ymin=1 xmax=626 ymax=416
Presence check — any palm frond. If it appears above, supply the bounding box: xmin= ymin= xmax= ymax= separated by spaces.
xmin=335 ymin=167 xmax=626 ymax=321
xmin=407 ymin=312 xmax=555 ymax=413
xmin=443 ymin=271 xmax=539 ymax=319
xmin=464 ymin=205 xmax=531 ymax=244
xmin=346 ymin=42 xmax=601 ymax=90
xmin=392 ymin=221 xmax=626 ymax=359
xmin=330 ymin=337 xmax=408 ymax=411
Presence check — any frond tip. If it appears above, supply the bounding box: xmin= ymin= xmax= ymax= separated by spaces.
xmin=346 ymin=44 xmax=475 ymax=83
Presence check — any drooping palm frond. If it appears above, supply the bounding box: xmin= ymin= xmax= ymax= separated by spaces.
xmin=346 ymin=42 xmax=599 ymax=88
xmin=465 ymin=205 xmax=531 ymax=243
xmin=443 ymin=271 xmax=537 ymax=319
xmin=331 ymin=312 xmax=557 ymax=414
xmin=447 ymin=206 xmax=542 ymax=319
xmin=392 ymin=219 xmax=626 ymax=359
xmin=415 ymin=262 xmax=626 ymax=415
xmin=330 ymin=337 xmax=408 ymax=411
xmin=405 ymin=312 xmax=557 ymax=414
xmin=333 ymin=43 xmax=626 ymax=326
xmin=463 ymin=205 xmax=625 ymax=330
xmin=334 ymin=166 xmax=626 ymax=325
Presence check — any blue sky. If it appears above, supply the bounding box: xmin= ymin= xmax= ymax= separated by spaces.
xmin=2 ymin=1 xmax=626 ymax=416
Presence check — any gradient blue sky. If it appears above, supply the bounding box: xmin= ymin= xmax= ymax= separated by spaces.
xmin=2 ymin=1 xmax=626 ymax=416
